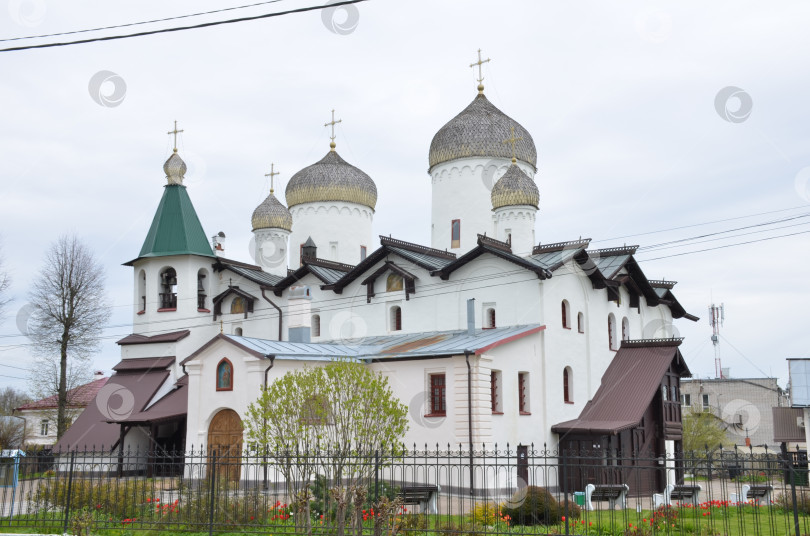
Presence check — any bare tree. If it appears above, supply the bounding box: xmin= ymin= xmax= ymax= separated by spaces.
xmin=0 ymin=387 xmax=29 ymax=449
xmin=0 ymin=386 xmax=30 ymax=416
xmin=28 ymin=235 xmax=109 ymax=439
xmin=0 ymin=240 xmax=10 ymax=320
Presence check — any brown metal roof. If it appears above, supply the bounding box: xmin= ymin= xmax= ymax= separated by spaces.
xmin=118 ymin=375 xmax=188 ymax=424
xmin=773 ymin=407 xmax=806 ymax=443
xmin=54 ymin=370 xmax=170 ymax=452
xmin=552 ymin=340 xmax=690 ymax=436
xmin=17 ymin=377 xmax=108 ymax=411
xmin=117 ymin=330 xmax=190 ymax=345
xmin=111 ymin=356 xmax=175 ymax=372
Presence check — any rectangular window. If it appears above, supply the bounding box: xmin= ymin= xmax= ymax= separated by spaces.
xmin=681 ymin=394 xmax=691 ymax=407
xmin=360 ymin=246 xmax=367 ymax=260
xmin=429 ymin=374 xmax=446 ymax=416
xmin=518 ymin=372 xmax=530 ymax=414
xmin=702 ymin=393 xmax=710 ymax=410
xmin=491 ymin=370 xmax=502 ymax=413
xmin=451 ymin=219 xmax=461 ymax=249
xmin=40 ymin=419 xmax=49 ymax=436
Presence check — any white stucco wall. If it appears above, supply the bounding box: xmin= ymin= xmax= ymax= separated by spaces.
xmin=288 ymin=201 xmax=374 ymax=269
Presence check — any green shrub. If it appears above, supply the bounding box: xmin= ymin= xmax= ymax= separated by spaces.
xmin=469 ymin=501 xmax=499 ymax=525
xmin=33 ymin=478 xmax=155 ymax=519
xmin=774 ymin=491 xmax=810 ymax=515
xmin=500 ymin=486 xmax=580 ymax=526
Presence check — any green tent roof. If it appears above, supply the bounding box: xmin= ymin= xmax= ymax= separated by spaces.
xmin=132 ymin=184 xmax=215 ymax=262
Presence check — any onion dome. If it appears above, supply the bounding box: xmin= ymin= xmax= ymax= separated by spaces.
xmin=163 ymin=150 xmax=187 ymax=185
xmin=285 ymin=150 xmax=377 ymax=210
xmin=491 ymin=164 xmax=539 ymax=210
xmin=252 ymin=190 xmax=293 ymax=232
xmin=429 ymin=93 xmax=537 ymax=171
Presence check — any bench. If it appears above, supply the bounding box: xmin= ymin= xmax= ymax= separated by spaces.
xmin=666 ymin=484 xmax=702 ymax=506
xmin=742 ymin=484 xmax=773 ymax=505
xmin=584 ymin=483 xmax=629 ymax=511
xmin=398 ymin=485 xmax=440 ymax=514
xmin=723 ymin=463 xmax=743 ymax=479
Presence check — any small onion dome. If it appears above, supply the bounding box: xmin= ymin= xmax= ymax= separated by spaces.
xmin=251 ymin=191 xmax=293 ymax=232
xmin=285 ymin=150 xmax=377 ymax=210
xmin=429 ymin=93 xmax=537 ymax=171
xmin=491 ymin=164 xmax=539 ymax=210
xmin=163 ymin=150 xmax=187 ymax=185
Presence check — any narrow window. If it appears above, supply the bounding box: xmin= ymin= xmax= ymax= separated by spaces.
xmin=561 ymin=301 xmax=570 ymax=329
xmin=518 ymin=372 xmax=530 ymax=414
xmin=159 ymin=267 xmax=178 ymax=310
xmin=197 ymin=269 xmax=208 ymax=311
xmin=216 ymin=358 xmax=234 ymax=391
xmin=702 ymin=393 xmax=710 ymax=410
xmin=484 ymin=308 xmax=496 ymax=329
xmin=234 ymin=327 xmax=243 ymax=336
xmin=429 ymin=374 xmax=446 ymax=416
xmin=621 ymin=317 xmax=629 ymax=341
xmin=360 ymin=246 xmax=367 ymax=261
xmin=681 ymin=394 xmax=691 ymax=407
xmin=577 ymin=312 xmax=584 ymax=333
xmin=491 ymin=370 xmax=502 ymax=413
xmin=312 ymin=314 xmax=321 ymax=337
xmin=563 ymin=367 xmax=573 ymax=403
xmin=661 ymin=384 xmax=668 ymax=401
xmin=40 ymin=419 xmax=49 ymax=436
xmin=451 ymin=219 xmax=461 ymax=249
xmin=137 ymin=270 xmax=146 ymax=314
xmin=391 ymin=306 xmax=402 ymax=331
xmin=608 ymin=314 xmax=616 ymax=350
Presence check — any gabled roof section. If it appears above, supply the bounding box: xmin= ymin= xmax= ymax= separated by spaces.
xmin=17 ymin=377 xmax=108 ymax=411
xmin=552 ymin=339 xmax=690 ymax=436
xmin=649 ymin=280 xmax=699 ymax=321
xmin=112 ymin=356 xmax=175 ymax=372
xmin=273 ymin=257 xmax=355 ymax=294
xmin=126 ymin=185 xmax=215 ymax=265
xmin=361 ymin=261 xmax=418 ymax=303
xmin=212 ymin=257 xmax=284 ymax=287
xmin=212 ymin=286 xmax=255 ymax=319
xmin=530 ymin=239 xmax=592 ymax=271
xmin=117 ymin=375 xmax=188 ymax=425
xmin=433 ymin=234 xmax=552 ymax=280
xmin=117 ymin=329 xmax=190 ymax=346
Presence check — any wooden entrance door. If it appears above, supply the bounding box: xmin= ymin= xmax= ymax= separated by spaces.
xmin=207 ymin=409 xmax=243 ymax=482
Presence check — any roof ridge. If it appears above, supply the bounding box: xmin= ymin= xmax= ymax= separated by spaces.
xmin=648 ymin=279 xmax=678 ymax=289
xmin=621 ymin=337 xmax=684 ymax=348
xmin=590 ymin=245 xmax=639 ymax=256
xmin=380 ymin=236 xmax=457 ymax=260
xmin=477 ymin=234 xmax=512 ymax=253
xmin=532 ymin=239 xmax=592 ymax=255
xmin=215 ymin=257 xmax=263 ymax=271
xmin=303 ymin=257 xmax=355 ymax=272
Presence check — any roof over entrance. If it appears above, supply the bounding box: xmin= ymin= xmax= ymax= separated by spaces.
xmin=552 ymin=339 xmax=691 ymax=436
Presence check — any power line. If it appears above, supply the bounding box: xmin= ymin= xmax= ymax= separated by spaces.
xmin=636 ymin=228 xmax=810 ymax=262
xmin=0 ymin=363 xmax=30 ymax=371
xmin=639 ymin=220 xmax=810 ymax=252
xmin=0 ymin=0 xmax=369 ymax=53
xmin=0 ymin=0 xmax=288 ymax=42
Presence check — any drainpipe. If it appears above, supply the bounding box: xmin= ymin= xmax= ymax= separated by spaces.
xmin=261 ymin=287 xmax=283 ymax=341
xmin=465 ymin=350 xmax=474 ymax=497
xmin=262 ymin=355 xmax=276 ymax=490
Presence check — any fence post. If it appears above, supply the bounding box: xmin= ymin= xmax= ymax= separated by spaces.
xmin=208 ymin=449 xmax=217 ymax=536
xmin=374 ymin=450 xmax=380 ymax=502
xmin=62 ymin=451 xmax=76 ymax=534
xmin=788 ymin=452 xmax=801 ymax=536
xmin=561 ymin=447 xmax=569 ymax=536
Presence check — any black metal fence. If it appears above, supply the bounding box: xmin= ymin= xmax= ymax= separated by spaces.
xmin=1 ymin=445 xmax=809 ymax=536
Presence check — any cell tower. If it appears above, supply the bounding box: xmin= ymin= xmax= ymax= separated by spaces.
xmin=709 ymin=303 xmax=725 ymax=378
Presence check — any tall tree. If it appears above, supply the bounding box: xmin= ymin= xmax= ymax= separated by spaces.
xmin=28 ymin=235 xmax=109 ymax=439
xmin=682 ymin=409 xmax=731 ymax=454
xmin=0 ymin=387 xmax=30 ymax=449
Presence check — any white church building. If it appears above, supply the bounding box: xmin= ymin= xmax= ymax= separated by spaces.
xmin=58 ymin=69 xmax=698 ymax=492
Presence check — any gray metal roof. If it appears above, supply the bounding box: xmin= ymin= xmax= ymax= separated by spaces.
xmin=224 ymin=264 xmax=283 ymax=287
xmin=529 ymin=247 xmax=582 ymax=271
xmin=429 ymin=93 xmax=537 ymax=170
xmin=387 ymin=246 xmax=455 ymax=270
xmin=592 ymin=254 xmax=630 ymax=279
xmin=309 ymin=264 xmax=350 ymax=284
xmin=226 ymin=324 xmax=543 ymax=361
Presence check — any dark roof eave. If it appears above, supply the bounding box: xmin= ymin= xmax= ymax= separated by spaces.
xmin=434 ymin=244 xmax=551 ymax=280
xmin=123 ymin=252 xmax=216 ymax=267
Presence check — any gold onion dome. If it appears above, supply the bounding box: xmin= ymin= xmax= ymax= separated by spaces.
xmin=251 ymin=191 xmax=293 ymax=232
xmin=285 ymin=150 xmax=377 ymax=210
xmin=491 ymin=164 xmax=539 ymax=210
xmin=163 ymin=150 xmax=187 ymax=185
xmin=429 ymin=93 xmax=537 ymax=171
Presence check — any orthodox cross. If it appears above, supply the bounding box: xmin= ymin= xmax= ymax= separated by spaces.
xmin=502 ymin=126 xmax=523 ymax=163
xmin=265 ymin=163 xmax=280 ymax=193
xmin=167 ymin=120 xmax=183 ymax=152
xmin=325 ymin=109 xmax=342 ymax=150
xmin=470 ymin=49 xmax=490 ymax=92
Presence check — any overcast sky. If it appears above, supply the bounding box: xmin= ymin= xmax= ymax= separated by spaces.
xmin=0 ymin=0 xmax=808 ymax=395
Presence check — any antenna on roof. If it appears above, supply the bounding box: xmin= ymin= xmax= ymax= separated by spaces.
xmin=709 ymin=302 xmax=726 ymax=378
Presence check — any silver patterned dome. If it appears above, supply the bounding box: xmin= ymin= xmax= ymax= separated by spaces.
xmin=491 ymin=164 xmax=539 ymax=210
xmin=429 ymin=93 xmax=537 ymax=171
xmin=252 ymin=191 xmax=293 ymax=231
xmin=285 ymin=150 xmax=377 ymax=210
xmin=163 ymin=150 xmax=187 ymax=185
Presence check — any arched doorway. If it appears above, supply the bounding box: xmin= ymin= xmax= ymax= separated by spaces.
xmin=207 ymin=409 xmax=242 ymax=482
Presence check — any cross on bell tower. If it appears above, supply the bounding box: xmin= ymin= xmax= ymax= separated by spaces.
xmin=502 ymin=125 xmax=523 ymax=164
xmin=265 ymin=163 xmax=280 ymax=194
xmin=469 ymin=49 xmax=491 ymax=95
xmin=167 ymin=120 xmax=183 ymax=153
xmin=325 ymin=109 xmax=342 ymax=151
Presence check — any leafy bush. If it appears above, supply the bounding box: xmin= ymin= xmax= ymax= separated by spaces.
xmin=500 ymin=486 xmax=580 ymax=526
xmin=310 ymin=473 xmax=398 ymax=518
xmin=774 ymin=491 xmax=810 ymax=515
xmin=33 ymin=478 xmax=154 ymax=519
xmin=469 ymin=501 xmax=499 ymax=525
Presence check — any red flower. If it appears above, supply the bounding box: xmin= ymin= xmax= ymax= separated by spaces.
xmin=561 ymin=516 xmax=566 ymax=522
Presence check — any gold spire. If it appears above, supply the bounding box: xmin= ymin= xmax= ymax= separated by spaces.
xmin=265 ymin=163 xmax=280 ymax=194
xmin=167 ymin=120 xmax=183 ymax=153
xmin=470 ymin=48 xmax=490 ymax=94
xmin=324 ymin=109 xmax=342 ymax=151
xmin=502 ymin=125 xmax=523 ymax=164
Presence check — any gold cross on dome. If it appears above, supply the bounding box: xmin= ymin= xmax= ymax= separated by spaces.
xmin=324 ymin=109 xmax=342 ymax=151
xmin=167 ymin=120 xmax=184 ymax=153
xmin=265 ymin=163 xmax=280 ymax=193
xmin=470 ymin=49 xmax=491 ymax=92
xmin=502 ymin=126 xmax=523 ymax=163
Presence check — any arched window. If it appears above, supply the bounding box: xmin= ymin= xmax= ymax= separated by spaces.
xmin=159 ymin=267 xmax=177 ymax=310
xmin=577 ymin=312 xmax=584 ymax=333
xmin=390 ymin=306 xmax=402 ymax=331
xmin=216 ymin=358 xmax=233 ymax=391
xmin=608 ymin=313 xmax=617 ymax=350
xmin=386 ymin=273 xmax=404 ymax=292
xmin=484 ymin=308 xmax=496 ymax=329
xmin=312 ymin=314 xmax=321 ymax=337
xmin=231 ymin=296 xmax=246 ymax=315
xmin=561 ymin=300 xmax=570 ymax=329
xmin=197 ymin=269 xmax=208 ymax=311
xmin=563 ymin=367 xmax=573 ymax=403
xmin=234 ymin=327 xmax=243 ymax=336
xmin=621 ymin=317 xmax=630 ymax=342
xmin=137 ymin=270 xmax=146 ymax=314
